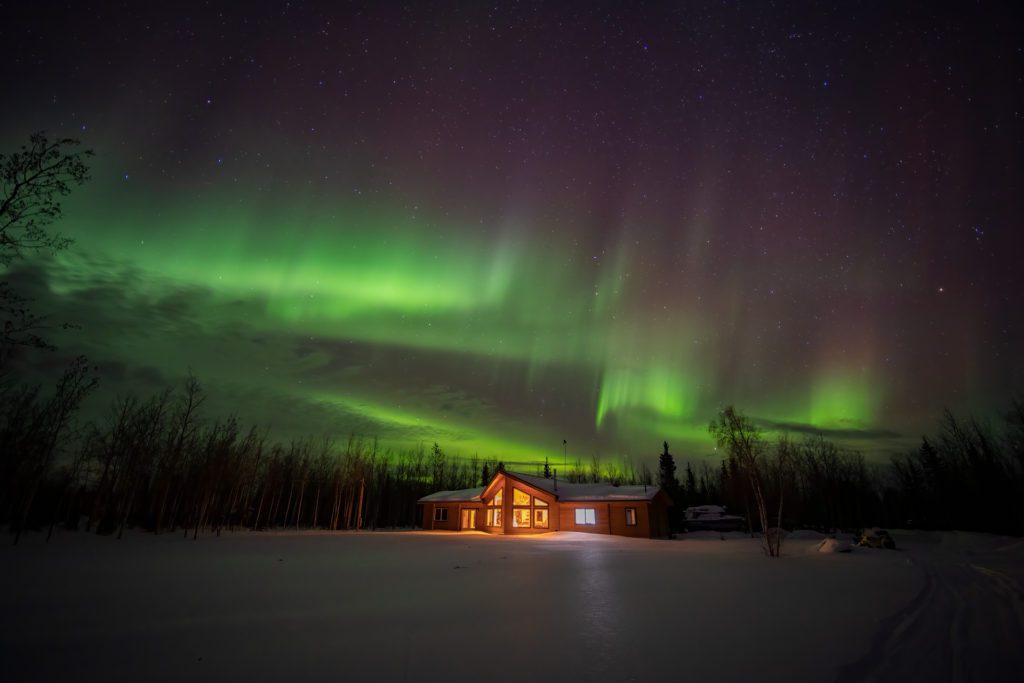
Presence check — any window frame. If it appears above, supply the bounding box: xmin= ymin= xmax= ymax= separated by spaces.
xmin=512 ymin=487 xmax=531 ymax=506
xmin=512 ymin=487 xmax=531 ymax=528
xmin=512 ymin=507 xmax=532 ymax=528
xmin=574 ymin=508 xmax=597 ymax=526
xmin=625 ymin=507 xmax=637 ymax=527
xmin=486 ymin=486 xmax=504 ymax=527
xmin=433 ymin=507 xmax=448 ymax=522
xmin=486 ymin=506 xmax=502 ymax=527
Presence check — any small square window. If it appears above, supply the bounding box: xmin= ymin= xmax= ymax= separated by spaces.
xmin=625 ymin=507 xmax=637 ymax=526
xmin=433 ymin=507 xmax=448 ymax=522
xmin=575 ymin=508 xmax=596 ymax=525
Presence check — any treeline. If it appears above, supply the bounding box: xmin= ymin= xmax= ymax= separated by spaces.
xmin=3 ymin=363 xmax=1023 ymax=543
xmin=693 ymin=401 xmax=1024 ymax=551
xmin=884 ymin=405 xmax=1024 ymax=535
xmin=697 ymin=410 xmax=882 ymax=555
xmin=672 ymin=432 xmax=878 ymax=535
xmin=0 ymin=370 xmax=496 ymax=542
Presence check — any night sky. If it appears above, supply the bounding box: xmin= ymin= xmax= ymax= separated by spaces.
xmin=2 ymin=2 xmax=1022 ymax=464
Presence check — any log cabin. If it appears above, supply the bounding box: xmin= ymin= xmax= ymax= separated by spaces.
xmin=418 ymin=469 xmax=672 ymax=538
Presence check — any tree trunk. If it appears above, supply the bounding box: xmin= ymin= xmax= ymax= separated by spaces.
xmin=355 ymin=479 xmax=365 ymax=530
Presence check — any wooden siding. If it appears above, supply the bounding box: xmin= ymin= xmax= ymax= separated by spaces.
xmin=484 ymin=472 xmax=560 ymax=535
xmin=419 ymin=502 xmax=485 ymax=531
xmin=419 ymin=473 xmax=672 ymax=538
xmin=557 ymin=501 xmax=649 ymax=538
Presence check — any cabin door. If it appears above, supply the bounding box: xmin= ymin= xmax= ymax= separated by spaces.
xmin=461 ymin=509 xmax=477 ymax=530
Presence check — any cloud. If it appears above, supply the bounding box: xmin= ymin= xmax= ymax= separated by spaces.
xmin=755 ymin=418 xmax=904 ymax=441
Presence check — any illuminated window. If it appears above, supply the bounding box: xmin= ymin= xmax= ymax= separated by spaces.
xmin=487 ymin=487 xmax=504 ymax=527
xmin=575 ymin=508 xmax=596 ymax=526
xmin=513 ymin=508 xmax=531 ymax=528
xmin=534 ymin=508 xmax=549 ymax=528
xmin=433 ymin=507 xmax=448 ymax=522
xmin=534 ymin=497 xmax=548 ymax=507
xmin=513 ymin=488 xmax=531 ymax=506
xmin=625 ymin=507 xmax=637 ymax=526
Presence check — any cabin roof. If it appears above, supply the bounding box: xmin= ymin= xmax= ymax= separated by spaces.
xmin=417 ymin=471 xmax=666 ymax=505
xmin=508 ymin=471 xmax=664 ymax=502
xmin=417 ymin=486 xmax=484 ymax=503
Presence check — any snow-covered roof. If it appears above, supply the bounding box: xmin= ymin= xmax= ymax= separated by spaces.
xmin=508 ymin=472 xmax=663 ymax=502
xmin=418 ymin=487 xmax=484 ymax=503
xmin=417 ymin=472 xmax=664 ymax=504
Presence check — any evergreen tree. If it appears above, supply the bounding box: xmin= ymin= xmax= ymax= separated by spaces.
xmin=658 ymin=442 xmax=683 ymax=529
xmin=685 ymin=462 xmax=697 ymax=503
xmin=429 ymin=443 xmax=445 ymax=489
xmin=918 ymin=437 xmax=945 ymax=528
xmin=481 ymin=463 xmax=490 ymax=487
xmin=543 ymin=457 xmax=551 ymax=479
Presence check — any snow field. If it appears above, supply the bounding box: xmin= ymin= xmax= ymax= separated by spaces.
xmin=0 ymin=529 xmax=941 ymax=682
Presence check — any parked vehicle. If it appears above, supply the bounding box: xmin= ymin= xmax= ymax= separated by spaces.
xmin=857 ymin=527 xmax=896 ymax=549
xmin=684 ymin=505 xmax=745 ymax=532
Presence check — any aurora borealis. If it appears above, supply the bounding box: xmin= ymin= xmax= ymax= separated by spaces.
xmin=2 ymin=3 xmax=1021 ymax=464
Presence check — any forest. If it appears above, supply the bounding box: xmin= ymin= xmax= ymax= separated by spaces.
xmin=1 ymin=360 xmax=1023 ymax=543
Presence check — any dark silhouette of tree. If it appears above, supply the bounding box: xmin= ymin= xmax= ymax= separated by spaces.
xmin=684 ymin=462 xmax=697 ymax=504
xmin=0 ymin=133 xmax=92 ymax=357
xmin=543 ymin=456 xmax=551 ymax=479
xmin=481 ymin=463 xmax=490 ymax=486
xmin=7 ymin=356 xmax=98 ymax=543
xmin=709 ymin=406 xmax=785 ymax=556
xmin=429 ymin=443 xmax=445 ymax=490
xmin=6 ymin=385 xmax=1024 ymax=542
xmin=658 ymin=442 xmax=682 ymax=529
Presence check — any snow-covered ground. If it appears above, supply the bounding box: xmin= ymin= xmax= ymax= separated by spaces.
xmin=1 ymin=529 xmax=1022 ymax=682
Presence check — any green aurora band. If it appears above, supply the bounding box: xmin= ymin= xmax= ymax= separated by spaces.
xmin=22 ymin=181 xmax=913 ymax=465
xmin=2 ymin=2 xmax=1019 ymax=470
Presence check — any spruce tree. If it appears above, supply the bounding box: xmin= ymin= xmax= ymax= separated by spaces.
xmin=685 ymin=462 xmax=697 ymax=503
xmin=543 ymin=457 xmax=551 ymax=479
xmin=658 ymin=442 xmax=682 ymax=529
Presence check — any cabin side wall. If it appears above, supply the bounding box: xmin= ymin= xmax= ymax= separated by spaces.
xmin=420 ymin=502 xmax=485 ymax=531
xmin=559 ymin=501 xmax=656 ymax=537
xmin=649 ymin=497 xmax=671 ymax=538
xmin=420 ymin=476 xmax=672 ymax=537
xmin=608 ymin=502 xmax=655 ymax=538
xmin=558 ymin=502 xmax=611 ymax=535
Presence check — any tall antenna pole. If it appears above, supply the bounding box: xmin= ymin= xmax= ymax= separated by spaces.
xmin=563 ymin=439 xmax=567 ymax=469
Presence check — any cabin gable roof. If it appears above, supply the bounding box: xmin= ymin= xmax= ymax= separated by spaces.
xmin=418 ymin=470 xmax=669 ymax=505
xmin=417 ymin=486 xmax=484 ymax=503
xmin=505 ymin=471 xmax=666 ymax=503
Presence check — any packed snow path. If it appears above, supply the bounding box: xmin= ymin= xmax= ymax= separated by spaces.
xmin=1 ymin=530 xmax=1021 ymax=682
xmin=838 ymin=532 xmax=1024 ymax=682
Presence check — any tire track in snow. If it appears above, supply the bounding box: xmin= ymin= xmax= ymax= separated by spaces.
xmin=837 ymin=543 xmax=1024 ymax=682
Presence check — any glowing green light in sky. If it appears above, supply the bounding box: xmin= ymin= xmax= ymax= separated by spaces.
xmin=808 ymin=372 xmax=880 ymax=428
xmin=38 ymin=186 xmax=905 ymax=461
xmin=596 ymin=366 xmax=699 ymax=427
